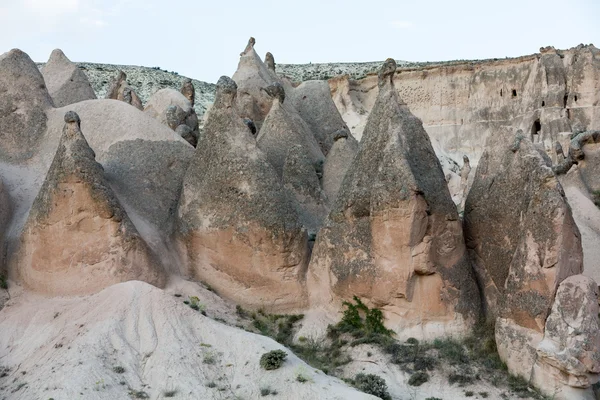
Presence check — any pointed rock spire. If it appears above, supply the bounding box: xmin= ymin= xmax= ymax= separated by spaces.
xmin=14 ymin=111 xmax=165 ymax=295
xmin=265 ymin=52 xmax=276 ymax=71
xmin=105 ymin=70 xmax=143 ymax=110
xmin=308 ymin=60 xmax=481 ymax=339
xmin=322 ymin=132 xmax=359 ymax=204
xmin=42 ymin=49 xmax=97 ymax=107
xmin=180 ymin=78 xmax=195 ymax=106
xmin=0 ymin=49 xmax=53 ymax=161
xmin=177 ymin=76 xmax=309 ymax=312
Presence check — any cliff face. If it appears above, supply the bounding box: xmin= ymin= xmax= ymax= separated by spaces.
xmin=329 ymin=44 xmax=600 ymax=167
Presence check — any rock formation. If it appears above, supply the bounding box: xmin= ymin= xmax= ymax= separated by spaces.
xmin=144 ymin=88 xmax=200 ymax=146
xmin=308 ymin=59 xmax=481 ymax=339
xmin=13 ymin=111 xmax=165 ymax=295
xmin=282 ymin=145 xmax=329 ymax=237
xmin=322 ymin=131 xmax=359 ymax=204
xmin=41 ymin=49 xmax=96 ymax=107
xmin=180 ymin=78 xmax=195 ymax=106
xmin=265 ymin=52 xmax=275 ymax=72
xmin=533 ymin=275 xmax=600 ymax=398
xmin=177 ymin=76 xmax=309 ymax=312
xmin=232 ymin=37 xmax=279 ymax=130
xmin=287 ymin=80 xmax=352 ymax=155
xmin=0 ymin=49 xmax=53 ymax=161
xmin=105 ymin=70 xmax=143 ymax=110
xmin=257 ymin=83 xmax=325 ymax=178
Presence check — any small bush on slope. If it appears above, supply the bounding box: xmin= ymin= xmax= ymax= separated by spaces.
xmin=260 ymin=350 xmax=287 ymax=370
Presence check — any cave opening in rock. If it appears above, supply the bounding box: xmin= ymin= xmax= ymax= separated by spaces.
xmin=500 ymin=88 xmax=503 ymax=97
xmin=564 ymin=94 xmax=568 ymax=108
xmin=512 ymin=89 xmax=517 ymax=97
xmin=542 ymin=101 xmax=545 ymax=107
xmin=531 ymin=119 xmax=542 ymax=142
xmin=575 ymin=95 xmax=578 ymax=102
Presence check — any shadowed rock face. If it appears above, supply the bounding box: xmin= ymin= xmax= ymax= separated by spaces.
xmin=177 ymin=76 xmax=310 ymax=312
xmin=283 ymin=145 xmax=329 ymax=236
xmin=41 ymin=49 xmax=96 ymax=107
xmin=144 ymin=88 xmax=199 ymax=147
xmin=308 ymin=59 xmax=481 ymax=339
xmin=464 ymin=133 xmax=583 ymax=329
xmin=13 ymin=112 xmax=165 ymax=295
xmin=287 ymin=80 xmax=351 ymax=156
xmin=256 ymin=89 xmax=325 ymax=178
xmin=0 ymin=49 xmax=53 ymax=161
xmin=322 ymin=134 xmax=359 ymax=204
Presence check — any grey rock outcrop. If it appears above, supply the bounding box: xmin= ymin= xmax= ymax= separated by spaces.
xmin=256 ymin=85 xmax=325 ymax=178
xmin=288 ymin=80 xmax=352 ymax=155
xmin=322 ymin=133 xmax=359 ymax=204
xmin=13 ymin=111 xmax=165 ymax=295
xmin=283 ymin=145 xmax=329 ymax=236
xmin=308 ymin=59 xmax=481 ymax=339
xmin=180 ymin=78 xmax=195 ymax=106
xmin=144 ymin=88 xmax=200 ymax=147
xmin=177 ymin=76 xmax=309 ymax=312
xmin=105 ymin=70 xmax=143 ymax=110
xmin=41 ymin=49 xmax=96 ymax=107
xmin=0 ymin=49 xmax=53 ymax=161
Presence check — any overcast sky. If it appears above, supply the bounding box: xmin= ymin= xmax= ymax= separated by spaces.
xmin=1 ymin=0 xmax=598 ymax=83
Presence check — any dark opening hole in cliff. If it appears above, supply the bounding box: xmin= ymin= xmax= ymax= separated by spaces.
xmin=512 ymin=89 xmax=517 ymax=97
xmin=531 ymin=119 xmax=542 ymax=142
xmin=542 ymin=101 xmax=545 ymax=107
xmin=575 ymin=95 xmax=578 ymax=102
xmin=500 ymin=89 xmax=503 ymax=97
xmin=564 ymin=94 xmax=568 ymax=108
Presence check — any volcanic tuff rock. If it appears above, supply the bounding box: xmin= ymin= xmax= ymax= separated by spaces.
xmin=322 ymin=133 xmax=359 ymax=204
xmin=282 ymin=144 xmax=329 ymax=236
xmin=533 ymin=275 xmax=600 ymax=399
xmin=180 ymin=78 xmax=195 ymax=106
xmin=0 ymin=49 xmax=53 ymax=161
xmin=308 ymin=59 xmax=481 ymax=340
xmin=256 ymin=84 xmax=325 ymax=178
xmin=464 ymin=133 xmax=583 ymax=327
xmin=177 ymin=76 xmax=309 ymax=312
xmin=287 ymin=80 xmax=352 ymax=155
xmin=144 ymin=88 xmax=200 ymax=146
xmin=13 ymin=111 xmax=165 ymax=295
xmin=105 ymin=70 xmax=143 ymax=110
xmin=41 ymin=49 xmax=96 ymax=107
xmin=232 ymin=37 xmax=279 ymax=130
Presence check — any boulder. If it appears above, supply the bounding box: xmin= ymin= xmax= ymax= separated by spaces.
xmin=13 ymin=111 xmax=165 ymax=295
xmin=287 ymin=80 xmax=352 ymax=155
xmin=105 ymin=70 xmax=143 ymax=110
xmin=283 ymin=145 xmax=329 ymax=237
xmin=532 ymin=275 xmax=600 ymax=399
xmin=0 ymin=49 xmax=53 ymax=161
xmin=41 ymin=49 xmax=96 ymax=107
xmin=322 ymin=132 xmax=359 ymax=204
xmin=256 ymin=83 xmax=325 ymax=178
xmin=180 ymin=78 xmax=195 ymax=106
xmin=177 ymin=76 xmax=310 ymax=312
xmin=308 ymin=59 xmax=481 ymax=339
xmin=144 ymin=88 xmax=199 ymax=147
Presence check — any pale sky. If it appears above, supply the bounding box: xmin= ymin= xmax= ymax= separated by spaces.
xmin=0 ymin=0 xmax=598 ymax=83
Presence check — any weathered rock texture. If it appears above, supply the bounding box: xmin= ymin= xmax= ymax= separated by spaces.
xmin=232 ymin=37 xmax=279 ymax=130
xmin=256 ymin=85 xmax=325 ymax=178
xmin=177 ymin=76 xmax=309 ymax=312
xmin=308 ymin=60 xmax=481 ymax=339
xmin=0 ymin=49 xmax=53 ymax=161
xmin=287 ymin=80 xmax=351 ymax=155
xmin=41 ymin=49 xmax=96 ymax=107
xmin=144 ymin=88 xmax=199 ymax=146
xmin=13 ymin=112 xmax=165 ymax=295
xmin=105 ymin=70 xmax=143 ymax=110
xmin=282 ymin=145 xmax=328 ymax=236
xmin=533 ymin=275 xmax=600 ymax=399
xmin=322 ymin=133 xmax=359 ymax=204
xmin=464 ymin=133 xmax=583 ymax=327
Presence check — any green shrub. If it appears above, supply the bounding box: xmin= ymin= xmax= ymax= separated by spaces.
xmin=163 ymin=389 xmax=177 ymax=397
xmin=338 ymin=296 xmax=394 ymax=337
xmin=353 ymin=373 xmax=391 ymax=400
xmin=113 ymin=366 xmax=125 ymax=374
xmin=0 ymin=275 xmax=7 ymax=290
xmin=408 ymin=371 xmax=429 ymax=386
xmin=260 ymin=387 xmax=272 ymax=396
xmin=260 ymin=350 xmax=287 ymax=370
